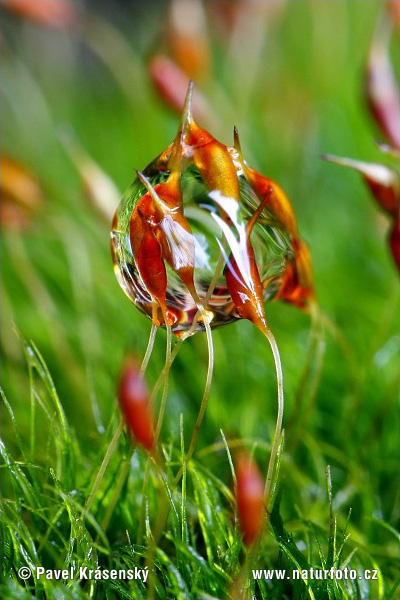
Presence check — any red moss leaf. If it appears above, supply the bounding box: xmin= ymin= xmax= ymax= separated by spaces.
xmin=236 ymin=451 xmax=265 ymax=546
xmin=148 ymin=55 xmax=211 ymax=123
xmin=118 ymin=357 xmax=155 ymax=451
xmin=130 ymin=201 xmax=170 ymax=327
xmin=276 ymin=238 xmax=314 ymax=310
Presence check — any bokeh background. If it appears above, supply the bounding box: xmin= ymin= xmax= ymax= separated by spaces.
xmin=1 ymin=0 xmax=399 ymax=584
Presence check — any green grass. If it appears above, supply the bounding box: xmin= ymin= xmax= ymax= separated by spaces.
xmin=1 ymin=1 xmax=399 ymax=599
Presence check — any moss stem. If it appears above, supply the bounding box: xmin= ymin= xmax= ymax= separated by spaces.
xmin=262 ymin=326 xmax=284 ymax=508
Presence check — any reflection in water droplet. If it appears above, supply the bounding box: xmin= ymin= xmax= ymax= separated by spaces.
xmin=111 ymin=163 xmax=293 ymax=334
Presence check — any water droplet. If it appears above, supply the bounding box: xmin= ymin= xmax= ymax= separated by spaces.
xmin=111 ymin=160 xmax=293 ymax=334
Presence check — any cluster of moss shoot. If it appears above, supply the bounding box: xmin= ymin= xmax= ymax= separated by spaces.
xmin=107 ymin=83 xmax=318 ymax=577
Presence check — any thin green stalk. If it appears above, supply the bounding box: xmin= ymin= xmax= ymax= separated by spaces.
xmin=140 ymin=323 xmax=157 ymax=377
xmin=180 ymin=250 xmax=226 ymax=340
xmin=230 ymin=537 xmax=260 ymax=600
xmin=136 ymin=459 xmax=152 ymax=546
xmin=262 ymin=326 xmax=284 ymax=508
xmin=149 ymin=337 xmax=180 ymax=410
xmin=84 ymin=418 xmax=124 ymax=517
xmin=144 ymin=457 xmax=172 ymax=600
xmin=84 ymin=323 xmax=158 ymax=522
xmin=149 ymin=249 xmax=225 ymax=408
xmin=29 ymin=363 xmax=35 ymax=462
xmin=179 ymin=414 xmax=188 ymax=543
xmin=100 ymin=455 xmax=131 ymax=532
xmin=173 ymin=317 xmax=214 ymax=487
xmin=287 ymin=302 xmax=325 ymax=451
xmin=154 ymin=324 xmax=172 ymax=444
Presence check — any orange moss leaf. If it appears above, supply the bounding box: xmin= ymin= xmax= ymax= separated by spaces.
xmin=276 ymin=238 xmax=314 ymax=309
xmin=0 ymin=155 xmax=43 ymax=231
xmin=130 ymin=201 xmax=170 ymax=327
xmin=234 ymin=129 xmax=314 ymax=309
xmin=136 ymin=171 xmax=199 ymax=304
xmin=211 ymin=190 xmax=270 ymax=333
xmin=233 ymin=128 xmax=297 ymax=237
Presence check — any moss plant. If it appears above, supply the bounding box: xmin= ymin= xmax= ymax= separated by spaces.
xmin=1 ymin=2 xmax=399 ymax=599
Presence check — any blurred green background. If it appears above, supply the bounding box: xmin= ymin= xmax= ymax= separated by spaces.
xmin=1 ymin=0 xmax=398 ymax=550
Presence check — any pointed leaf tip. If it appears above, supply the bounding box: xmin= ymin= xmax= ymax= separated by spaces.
xmin=179 ymin=80 xmax=194 ymax=134
xmin=233 ymin=126 xmax=240 ymax=150
xmin=136 ymin=170 xmax=147 ymax=184
xmin=136 ymin=171 xmax=166 ymax=213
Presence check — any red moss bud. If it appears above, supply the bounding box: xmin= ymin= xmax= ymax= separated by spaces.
xmin=365 ymin=18 xmax=400 ymax=149
xmin=323 ymin=153 xmax=400 ymax=271
xmin=235 ymin=451 xmax=265 ymax=546
xmin=118 ymin=357 xmax=155 ymax=450
xmin=1 ymin=0 xmax=77 ymax=30
xmin=148 ymin=55 xmax=212 ymax=124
